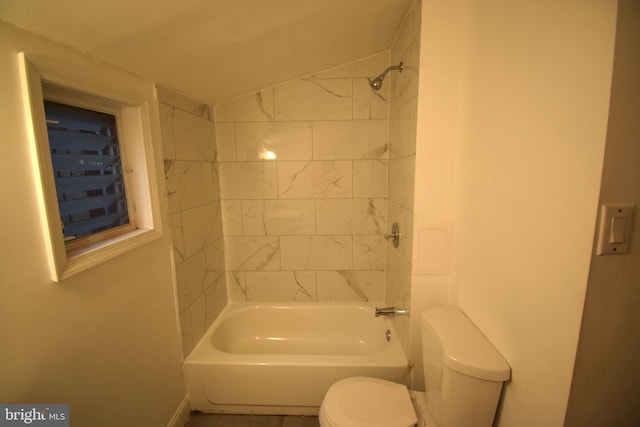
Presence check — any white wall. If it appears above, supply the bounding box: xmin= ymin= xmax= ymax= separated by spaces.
xmin=0 ymin=23 xmax=186 ymax=426
xmin=409 ymin=0 xmax=619 ymax=425
xmin=565 ymin=0 xmax=640 ymax=424
xmin=450 ymin=1 xmax=618 ymax=425
xmin=409 ymin=0 xmax=465 ymax=390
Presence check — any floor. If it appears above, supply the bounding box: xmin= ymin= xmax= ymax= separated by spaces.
xmin=185 ymin=414 xmax=320 ymax=427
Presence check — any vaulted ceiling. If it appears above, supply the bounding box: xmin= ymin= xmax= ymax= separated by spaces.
xmin=0 ymin=0 xmax=413 ymax=104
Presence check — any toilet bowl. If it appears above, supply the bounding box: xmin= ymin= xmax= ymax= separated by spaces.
xmin=319 ymin=307 xmax=510 ymax=427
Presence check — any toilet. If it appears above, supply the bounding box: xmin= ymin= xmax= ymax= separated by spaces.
xmin=319 ymin=307 xmax=511 ymax=427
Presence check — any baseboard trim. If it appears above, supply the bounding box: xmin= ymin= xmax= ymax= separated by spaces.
xmin=167 ymin=394 xmax=191 ymax=427
xmin=194 ymin=404 xmax=319 ymax=416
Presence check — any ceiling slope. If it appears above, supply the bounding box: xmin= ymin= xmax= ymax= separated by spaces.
xmin=0 ymin=0 xmax=412 ymax=104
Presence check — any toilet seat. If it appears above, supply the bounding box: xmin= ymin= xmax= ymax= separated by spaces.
xmin=319 ymin=377 xmax=417 ymax=427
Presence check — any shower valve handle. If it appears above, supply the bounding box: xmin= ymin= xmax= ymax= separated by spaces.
xmin=385 ymin=223 xmax=400 ymax=248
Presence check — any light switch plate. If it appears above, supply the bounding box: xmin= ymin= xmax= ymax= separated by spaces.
xmin=597 ymin=203 xmax=634 ymax=255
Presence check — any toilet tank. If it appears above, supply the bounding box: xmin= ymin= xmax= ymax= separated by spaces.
xmin=421 ymin=307 xmax=510 ymax=427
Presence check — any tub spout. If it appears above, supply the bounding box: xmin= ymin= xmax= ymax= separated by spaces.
xmin=375 ymin=306 xmax=410 ymax=317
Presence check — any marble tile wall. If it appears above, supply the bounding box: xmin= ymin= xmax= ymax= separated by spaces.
xmin=386 ymin=0 xmax=421 ymax=355
xmin=215 ymin=52 xmax=392 ymax=304
xmin=158 ymin=87 xmax=227 ymax=357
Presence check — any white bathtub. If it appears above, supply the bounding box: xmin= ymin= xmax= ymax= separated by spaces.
xmin=184 ymin=303 xmax=409 ymax=415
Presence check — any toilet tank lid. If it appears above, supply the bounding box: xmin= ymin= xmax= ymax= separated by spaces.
xmin=421 ymin=307 xmax=511 ymax=381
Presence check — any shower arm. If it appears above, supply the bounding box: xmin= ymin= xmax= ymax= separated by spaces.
xmin=369 ymin=62 xmax=404 ymax=90
xmin=378 ymin=63 xmax=404 ymax=80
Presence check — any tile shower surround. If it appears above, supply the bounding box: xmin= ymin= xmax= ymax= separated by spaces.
xmin=215 ymin=53 xmax=395 ymax=305
xmin=385 ymin=0 xmax=420 ymax=357
xmin=159 ymin=0 xmax=420 ymax=357
xmin=159 ymin=88 xmax=228 ymax=357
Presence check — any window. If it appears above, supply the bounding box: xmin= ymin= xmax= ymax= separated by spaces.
xmin=19 ymin=53 xmax=164 ymax=282
xmin=44 ymin=100 xmax=134 ymax=251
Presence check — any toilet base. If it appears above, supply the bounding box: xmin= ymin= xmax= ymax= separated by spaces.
xmin=409 ymin=391 xmax=438 ymax=427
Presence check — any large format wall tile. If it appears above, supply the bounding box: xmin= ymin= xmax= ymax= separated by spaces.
xmin=182 ymin=202 xmax=222 ymax=258
xmin=245 ymin=271 xmax=317 ymax=302
xmin=221 ymin=200 xmax=243 ymax=235
xmin=225 ymin=236 xmax=280 ymax=271
xmin=274 ymin=78 xmax=352 ymax=121
xmin=277 ymin=161 xmax=352 ymax=199
xmin=173 ymin=108 xmax=216 ymax=161
xmin=317 ymin=270 xmax=385 ymax=302
xmin=353 ymin=78 xmax=389 ymax=120
xmin=312 ymin=52 xmax=390 ymax=121
xmin=159 ymin=87 xmax=227 ymax=359
xmin=213 ymin=53 xmax=402 ymax=305
xmin=226 ymin=271 xmax=247 ymax=302
xmin=353 ymin=160 xmax=388 ymax=198
xmin=175 ymin=251 xmax=208 ymax=312
xmin=219 ymin=162 xmax=278 ymax=199
xmin=389 ymin=98 xmax=418 ymax=158
xmin=236 ymin=122 xmax=312 ymax=161
xmin=386 ymin=0 xmax=421 ymax=356
xmin=280 ymin=236 xmax=352 ymax=270
xmin=242 ymin=199 xmax=316 ymax=236
xmin=390 ymin=38 xmax=420 ymax=118
xmin=164 ymin=1 xmax=421 ymax=357
xmin=313 ymin=120 xmax=388 ymax=160
xmin=159 ymin=103 xmax=176 ymax=159
xmin=165 ymin=160 xmax=215 ymax=214
xmin=215 ymin=89 xmax=275 ymax=122
xmin=388 ymin=155 xmax=416 ymax=212
xmin=215 ymin=122 xmax=236 ymax=161
xmin=169 ymin=212 xmax=186 ymax=263
xmin=354 ymin=235 xmax=386 ymax=270
xmin=315 ymin=198 xmax=386 ymax=235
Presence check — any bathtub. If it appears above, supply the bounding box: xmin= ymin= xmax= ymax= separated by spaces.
xmin=183 ymin=303 xmax=409 ymax=415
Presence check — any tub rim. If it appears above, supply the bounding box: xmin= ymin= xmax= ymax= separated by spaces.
xmin=184 ymin=301 xmax=407 ymax=367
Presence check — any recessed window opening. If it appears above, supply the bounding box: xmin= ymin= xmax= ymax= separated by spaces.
xmin=19 ymin=52 xmax=163 ymax=281
xmin=44 ymin=100 xmax=134 ymax=250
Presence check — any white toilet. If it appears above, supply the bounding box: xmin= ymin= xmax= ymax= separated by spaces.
xmin=319 ymin=307 xmax=511 ymax=427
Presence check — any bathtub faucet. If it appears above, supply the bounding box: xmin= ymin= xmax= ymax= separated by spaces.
xmin=375 ymin=306 xmax=410 ymax=317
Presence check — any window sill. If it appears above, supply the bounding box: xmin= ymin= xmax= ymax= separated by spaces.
xmin=60 ymin=228 xmax=161 ymax=282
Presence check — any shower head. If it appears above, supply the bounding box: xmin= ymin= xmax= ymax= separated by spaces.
xmin=369 ymin=76 xmax=385 ymax=91
xmin=368 ymin=62 xmax=403 ymax=90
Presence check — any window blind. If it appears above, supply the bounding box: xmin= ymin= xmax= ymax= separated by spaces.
xmin=44 ymin=100 xmax=130 ymax=242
